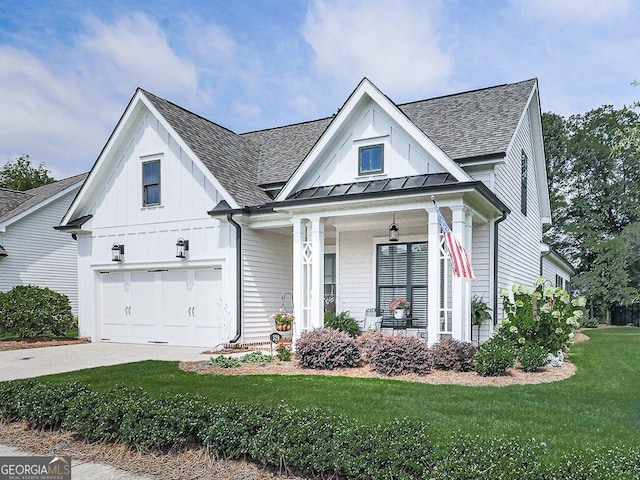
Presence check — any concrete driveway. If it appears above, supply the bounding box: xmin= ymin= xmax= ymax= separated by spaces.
xmin=0 ymin=342 xmax=213 ymax=381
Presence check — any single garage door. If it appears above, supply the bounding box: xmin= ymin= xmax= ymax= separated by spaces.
xmin=99 ymin=268 xmax=224 ymax=347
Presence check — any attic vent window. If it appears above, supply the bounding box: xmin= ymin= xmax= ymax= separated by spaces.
xmin=143 ymin=160 xmax=161 ymax=206
xmin=359 ymin=144 xmax=384 ymax=175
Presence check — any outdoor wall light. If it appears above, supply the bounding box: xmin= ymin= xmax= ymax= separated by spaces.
xmin=176 ymin=237 xmax=189 ymax=259
xmin=389 ymin=214 xmax=399 ymax=242
xmin=111 ymin=243 xmax=124 ymax=262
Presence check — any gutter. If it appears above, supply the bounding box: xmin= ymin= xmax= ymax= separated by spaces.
xmin=226 ymin=212 xmax=243 ymax=343
xmin=493 ymin=211 xmax=508 ymax=325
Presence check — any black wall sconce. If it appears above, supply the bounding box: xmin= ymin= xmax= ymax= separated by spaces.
xmin=111 ymin=243 xmax=124 ymax=262
xmin=176 ymin=237 xmax=189 ymax=259
xmin=389 ymin=214 xmax=399 ymax=242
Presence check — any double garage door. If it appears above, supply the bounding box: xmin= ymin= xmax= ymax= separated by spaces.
xmin=99 ymin=268 xmax=224 ymax=348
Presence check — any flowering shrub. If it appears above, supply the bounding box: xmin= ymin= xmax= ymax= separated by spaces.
xmin=367 ymin=334 xmax=432 ymax=376
xmin=388 ymin=296 xmax=411 ymax=312
xmin=517 ymin=342 xmax=549 ymax=372
xmin=295 ymin=328 xmax=360 ymax=369
xmin=499 ymin=277 xmax=586 ymax=354
xmin=276 ymin=339 xmax=292 ymax=361
xmin=431 ymin=338 xmax=477 ymax=372
xmin=355 ymin=331 xmax=386 ymax=363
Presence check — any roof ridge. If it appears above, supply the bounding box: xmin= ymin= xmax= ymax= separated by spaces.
xmin=398 ymin=78 xmax=537 ymax=108
xmin=139 ymin=88 xmax=241 ymax=137
xmin=0 ymin=187 xmax=31 ymax=195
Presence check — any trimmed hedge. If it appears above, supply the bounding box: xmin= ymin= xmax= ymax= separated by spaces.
xmin=0 ymin=285 xmax=74 ymax=338
xmin=1 ymin=380 xmax=638 ymax=479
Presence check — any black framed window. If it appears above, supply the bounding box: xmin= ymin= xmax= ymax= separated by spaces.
xmin=359 ymin=144 xmax=384 ymax=175
xmin=143 ymin=160 xmax=161 ymax=206
xmin=324 ymin=253 xmax=336 ymax=312
xmin=521 ymin=150 xmax=528 ymax=216
xmin=376 ymin=242 xmax=427 ymax=325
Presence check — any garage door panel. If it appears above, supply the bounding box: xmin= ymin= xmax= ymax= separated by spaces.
xmin=99 ymin=272 xmax=128 ymax=342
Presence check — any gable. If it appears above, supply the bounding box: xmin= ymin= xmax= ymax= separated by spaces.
xmin=276 ymin=79 xmax=472 ymax=201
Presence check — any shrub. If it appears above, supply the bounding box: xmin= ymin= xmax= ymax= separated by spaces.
xmin=276 ymin=339 xmax=292 ymax=361
xmin=355 ymin=330 xmax=385 ymax=363
xmin=295 ymin=328 xmax=360 ymax=369
xmin=324 ymin=310 xmax=360 ymax=337
xmin=499 ymin=278 xmax=586 ymax=354
xmin=367 ymin=334 xmax=432 ymax=376
xmin=208 ymin=355 xmax=242 ymax=368
xmin=474 ymin=336 xmax=515 ymax=376
xmin=431 ymin=338 xmax=478 ymax=372
xmin=517 ymin=342 xmax=549 ymax=372
xmin=241 ymin=351 xmax=273 ymax=363
xmin=0 ymin=285 xmax=74 ymax=338
xmin=581 ymin=317 xmax=599 ymax=328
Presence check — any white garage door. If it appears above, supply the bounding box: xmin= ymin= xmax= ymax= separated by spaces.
xmin=99 ymin=268 xmax=225 ymax=347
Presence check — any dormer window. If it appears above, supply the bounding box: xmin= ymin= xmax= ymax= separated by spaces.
xmin=142 ymin=160 xmax=161 ymax=206
xmin=359 ymin=144 xmax=384 ymax=175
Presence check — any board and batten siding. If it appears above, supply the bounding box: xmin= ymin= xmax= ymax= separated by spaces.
xmin=300 ymin=97 xmax=448 ymax=191
xmin=337 ymin=230 xmax=376 ymax=320
xmin=0 ymin=188 xmax=80 ymax=313
xmin=241 ymin=227 xmax=292 ymax=343
xmin=494 ymin=100 xmax=544 ymax=321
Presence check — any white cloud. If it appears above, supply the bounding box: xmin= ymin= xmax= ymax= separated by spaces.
xmin=302 ymin=0 xmax=454 ymax=100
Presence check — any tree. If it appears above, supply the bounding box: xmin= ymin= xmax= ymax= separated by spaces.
xmin=0 ymin=155 xmax=55 ymax=191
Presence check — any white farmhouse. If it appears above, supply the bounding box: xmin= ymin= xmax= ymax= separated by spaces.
xmin=58 ymin=78 xmax=572 ymax=348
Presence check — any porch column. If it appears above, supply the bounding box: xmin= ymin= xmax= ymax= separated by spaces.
xmin=464 ymin=210 xmax=474 ymax=342
xmin=309 ymin=216 xmax=325 ymax=330
xmin=450 ymin=206 xmax=472 ymax=342
xmin=292 ymin=217 xmax=305 ymax=341
xmin=426 ymin=207 xmax=440 ymax=346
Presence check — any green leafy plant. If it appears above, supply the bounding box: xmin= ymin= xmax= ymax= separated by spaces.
xmin=276 ymin=339 xmax=292 ymax=361
xmin=208 ymin=355 xmax=242 ymax=368
xmin=240 ymin=351 xmax=273 ymax=363
xmin=471 ymin=296 xmax=492 ymax=326
xmin=517 ymin=342 xmax=549 ymax=372
xmin=474 ymin=336 xmax=516 ymax=376
xmin=0 ymin=285 xmax=74 ymax=338
xmin=324 ymin=310 xmax=360 ymax=337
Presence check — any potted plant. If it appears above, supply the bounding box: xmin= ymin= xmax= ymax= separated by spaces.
xmin=471 ymin=295 xmax=492 ymax=342
xmin=270 ymin=308 xmax=294 ymax=331
xmin=388 ymin=297 xmax=411 ymax=319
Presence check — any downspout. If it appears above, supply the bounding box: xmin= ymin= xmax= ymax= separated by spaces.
xmin=493 ymin=211 xmax=508 ymax=325
xmin=226 ymin=213 xmax=242 ymax=343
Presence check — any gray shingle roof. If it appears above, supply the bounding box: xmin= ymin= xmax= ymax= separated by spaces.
xmin=142 ymin=90 xmax=270 ymax=207
xmin=141 ymin=79 xmax=535 ymax=208
xmin=0 ymin=173 xmax=88 ymax=224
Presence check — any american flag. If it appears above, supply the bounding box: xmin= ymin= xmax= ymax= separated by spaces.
xmin=433 ymin=199 xmax=476 ymax=280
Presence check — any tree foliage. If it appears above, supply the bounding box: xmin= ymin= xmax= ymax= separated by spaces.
xmin=0 ymin=155 xmax=55 ymax=191
xmin=542 ymin=103 xmax=640 ymax=316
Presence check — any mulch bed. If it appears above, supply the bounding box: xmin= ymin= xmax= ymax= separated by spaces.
xmin=0 ymin=337 xmax=90 ymax=351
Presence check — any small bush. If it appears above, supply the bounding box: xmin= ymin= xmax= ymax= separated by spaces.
xmin=324 ymin=310 xmax=360 ymax=337
xmin=241 ymin=351 xmax=273 ymax=363
xmin=581 ymin=317 xmax=599 ymax=328
xmin=0 ymin=285 xmax=74 ymax=338
xmin=355 ymin=330 xmax=385 ymax=363
xmin=431 ymin=338 xmax=478 ymax=372
xmin=295 ymin=328 xmax=360 ymax=369
xmin=276 ymin=339 xmax=292 ymax=361
xmin=474 ymin=336 xmax=515 ymax=376
xmin=517 ymin=342 xmax=549 ymax=372
xmin=367 ymin=334 xmax=432 ymax=376
xmin=208 ymin=355 xmax=242 ymax=368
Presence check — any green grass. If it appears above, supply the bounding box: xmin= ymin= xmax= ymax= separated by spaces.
xmin=41 ymin=328 xmax=640 ymax=457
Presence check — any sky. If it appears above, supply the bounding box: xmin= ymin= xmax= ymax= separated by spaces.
xmin=0 ymin=0 xmax=639 ymax=179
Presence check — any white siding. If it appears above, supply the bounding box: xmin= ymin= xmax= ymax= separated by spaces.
xmin=74 ymin=108 xmax=237 ymax=342
xmin=242 ymin=227 xmax=292 ymax=343
xmin=470 ymin=221 xmax=493 ymax=343
xmin=542 ymin=253 xmax=573 ymax=289
xmin=298 ymin=98 xmax=448 ymax=190
xmin=0 ymin=189 xmax=80 ymax=314
xmin=337 ymin=230 xmax=376 ymax=320
xmin=494 ymin=101 xmax=544 ymax=319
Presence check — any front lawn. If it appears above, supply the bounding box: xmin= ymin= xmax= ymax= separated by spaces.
xmin=41 ymin=328 xmax=640 ymax=458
